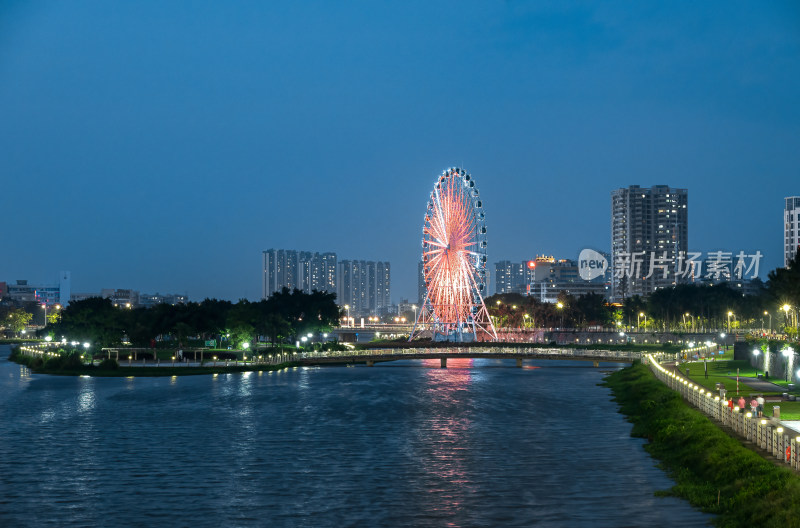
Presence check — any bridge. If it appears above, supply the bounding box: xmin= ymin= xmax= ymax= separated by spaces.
xmin=296 ymin=347 xmax=665 ymax=368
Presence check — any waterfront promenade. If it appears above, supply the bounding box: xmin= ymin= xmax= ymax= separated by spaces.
xmin=647 ymin=354 xmax=800 ymax=471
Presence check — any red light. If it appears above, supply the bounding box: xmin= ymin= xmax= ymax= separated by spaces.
xmin=527 ymin=260 xmax=536 ymax=269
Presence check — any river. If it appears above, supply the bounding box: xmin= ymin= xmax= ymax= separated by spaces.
xmin=0 ymin=346 xmax=711 ymax=527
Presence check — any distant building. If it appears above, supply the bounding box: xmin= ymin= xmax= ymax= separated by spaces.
xmin=5 ymin=271 xmax=71 ymax=306
xmin=138 ymin=292 xmax=188 ymax=308
xmin=494 ymin=260 xmax=526 ymax=294
xmin=101 ymin=288 xmax=139 ymax=308
xmin=526 ymin=256 xmax=609 ymax=302
xmin=337 ymin=260 xmax=391 ymax=317
xmin=785 ymin=196 xmax=800 ymax=268
xmin=611 ymin=185 xmax=688 ymax=301
xmin=262 ymin=249 xmax=301 ymax=298
xmin=262 ymin=249 xmax=338 ymax=298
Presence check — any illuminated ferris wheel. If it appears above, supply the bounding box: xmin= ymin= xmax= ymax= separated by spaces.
xmin=410 ymin=167 xmax=497 ymax=342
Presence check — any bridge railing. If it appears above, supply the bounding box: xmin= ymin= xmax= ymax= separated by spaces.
xmin=296 ymin=348 xmax=659 ymax=362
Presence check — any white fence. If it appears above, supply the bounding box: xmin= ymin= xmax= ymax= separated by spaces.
xmin=647 ymin=354 xmax=800 ymax=471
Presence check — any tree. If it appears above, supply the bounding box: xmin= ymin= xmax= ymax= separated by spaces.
xmin=4 ymin=309 xmax=33 ymax=336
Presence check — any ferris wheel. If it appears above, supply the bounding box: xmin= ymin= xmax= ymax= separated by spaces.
xmin=410 ymin=167 xmax=497 ymax=342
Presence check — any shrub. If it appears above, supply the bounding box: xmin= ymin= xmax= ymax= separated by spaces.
xmin=98 ymin=358 xmax=119 ymax=370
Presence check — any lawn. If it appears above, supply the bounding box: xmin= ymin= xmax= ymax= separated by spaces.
xmin=679 ymin=359 xmax=800 ymax=419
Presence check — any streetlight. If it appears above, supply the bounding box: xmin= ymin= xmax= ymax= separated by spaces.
xmin=727 ymin=311 xmax=734 ymax=334
xmin=753 ymin=349 xmax=760 ymax=377
xmin=556 ymin=302 xmax=564 ymax=328
xmin=41 ymin=304 xmax=48 ymax=328
xmin=344 ymin=305 xmax=350 ymax=327
xmin=412 ymin=304 xmax=418 ymax=323
xmin=638 ymin=312 xmax=646 ymax=332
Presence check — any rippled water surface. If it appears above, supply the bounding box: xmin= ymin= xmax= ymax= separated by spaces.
xmin=0 ymin=346 xmax=711 ymax=527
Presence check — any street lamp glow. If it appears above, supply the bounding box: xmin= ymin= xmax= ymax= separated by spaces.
xmin=242 ymin=342 xmax=250 ymax=350
xmin=45 ymin=335 xmax=52 ymax=342
xmin=82 ymin=342 xmax=90 ymax=349
xmin=557 ymin=302 xmax=563 ymax=309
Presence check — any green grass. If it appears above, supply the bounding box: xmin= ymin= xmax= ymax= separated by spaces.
xmin=681 ymin=360 xmax=764 ymax=398
xmin=605 ymin=363 xmax=800 ymax=527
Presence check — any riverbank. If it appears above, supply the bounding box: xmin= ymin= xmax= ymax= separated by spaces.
xmin=7 ymin=347 xmax=300 ymax=377
xmin=605 ymin=363 xmax=800 ymax=527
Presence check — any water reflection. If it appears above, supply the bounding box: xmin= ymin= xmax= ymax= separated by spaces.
xmin=0 ymin=346 xmax=712 ymax=527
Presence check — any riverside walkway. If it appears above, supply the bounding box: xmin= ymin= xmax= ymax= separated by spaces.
xmin=647 ymin=354 xmax=800 ymax=471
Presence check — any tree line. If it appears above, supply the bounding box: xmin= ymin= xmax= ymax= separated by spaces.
xmin=43 ymin=288 xmax=339 ymax=348
xmin=487 ymin=252 xmax=800 ymax=335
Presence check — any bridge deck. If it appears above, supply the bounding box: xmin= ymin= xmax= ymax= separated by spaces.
xmin=297 ymin=348 xmax=654 ymax=365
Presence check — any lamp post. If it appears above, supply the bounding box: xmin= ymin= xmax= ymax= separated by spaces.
xmin=556 ymin=302 xmax=564 ymax=329
xmin=344 ymin=305 xmax=351 ymax=327
xmin=727 ymin=311 xmax=734 ymax=334
xmin=41 ymin=304 xmax=48 ymax=328
xmin=753 ymin=349 xmax=760 ymax=378
xmin=638 ymin=312 xmax=646 ymax=332
xmin=412 ymin=304 xmax=417 ymax=323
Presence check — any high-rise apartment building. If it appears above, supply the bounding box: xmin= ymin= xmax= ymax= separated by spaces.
xmin=494 ymin=260 xmax=526 ymax=294
xmin=299 ymin=251 xmax=338 ymax=294
xmin=785 ymin=196 xmax=800 ymax=268
xmin=611 ymin=185 xmax=688 ymax=301
xmin=262 ymin=249 xmax=337 ymax=299
xmin=337 ymin=260 xmax=391 ymax=317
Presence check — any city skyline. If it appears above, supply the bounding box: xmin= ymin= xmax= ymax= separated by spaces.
xmin=2 ymin=3 xmax=798 ymax=302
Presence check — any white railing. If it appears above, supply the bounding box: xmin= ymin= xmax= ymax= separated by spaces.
xmin=297 ymin=348 xmax=661 ymax=362
xmin=647 ymin=354 xmax=800 ymax=471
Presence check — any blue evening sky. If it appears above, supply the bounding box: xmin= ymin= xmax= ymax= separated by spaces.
xmin=1 ymin=1 xmax=798 ymax=301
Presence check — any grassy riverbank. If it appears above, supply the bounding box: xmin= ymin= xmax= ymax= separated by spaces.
xmin=7 ymin=347 xmax=300 ymax=377
xmin=605 ymin=363 xmax=800 ymax=527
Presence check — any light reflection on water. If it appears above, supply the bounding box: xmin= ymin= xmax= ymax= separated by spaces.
xmin=0 ymin=346 xmax=712 ymax=527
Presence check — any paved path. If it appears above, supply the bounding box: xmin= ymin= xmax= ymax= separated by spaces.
xmin=726 ymin=376 xmax=785 ymax=392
